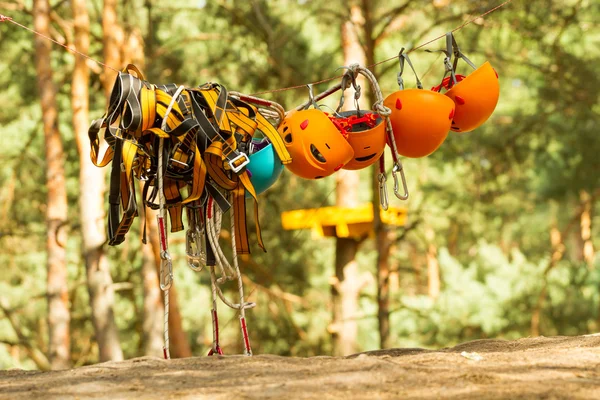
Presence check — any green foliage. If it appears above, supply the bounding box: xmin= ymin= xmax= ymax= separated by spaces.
xmin=0 ymin=0 xmax=599 ymax=368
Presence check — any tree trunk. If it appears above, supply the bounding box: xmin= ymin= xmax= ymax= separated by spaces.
xmin=580 ymin=190 xmax=594 ymax=268
xmin=72 ymin=0 xmax=124 ymax=363
xmin=33 ymin=0 xmax=71 ymax=370
xmin=330 ymin=4 xmax=367 ymax=356
xmin=426 ymin=246 xmax=440 ymax=299
xmin=102 ymin=0 xmax=124 ymax=98
xmin=141 ymin=206 xmax=166 ymax=356
xmin=358 ymin=0 xmax=395 ymax=350
xmin=425 ymin=228 xmax=440 ymax=299
xmin=145 ymin=211 xmax=192 ymax=358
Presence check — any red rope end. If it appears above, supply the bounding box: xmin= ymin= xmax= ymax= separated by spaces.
xmin=0 ymin=14 xmax=12 ymax=22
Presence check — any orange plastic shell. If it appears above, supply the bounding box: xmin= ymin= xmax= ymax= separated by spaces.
xmin=445 ymin=61 xmax=499 ymax=132
xmin=383 ymin=89 xmax=455 ymax=158
xmin=279 ymin=109 xmax=354 ymax=179
xmin=333 ymin=111 xmax=386 ymax=170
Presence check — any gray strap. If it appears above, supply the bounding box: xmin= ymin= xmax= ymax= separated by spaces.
xmin=397 ymin=48 xmax=423 ymax=90
xmin=450 ymin=32 xmax=477 ymax=71
xmin=335 ymin=65 xmax=362 ymax=114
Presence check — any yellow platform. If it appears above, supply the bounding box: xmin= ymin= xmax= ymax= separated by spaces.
xmin=281 ymin=204 xmax=407 ymax=239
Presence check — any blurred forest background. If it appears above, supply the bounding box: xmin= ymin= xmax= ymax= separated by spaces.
xmin=0 ymin=0 xmax=599 ymax=370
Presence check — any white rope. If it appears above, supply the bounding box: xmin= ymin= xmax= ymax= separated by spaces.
xmin=206 ymin=203 xmax=235 ymax=281
xmin=157 ymin=85 xmax=186 ymax=360
xmin=230 ymin=196 xmax=253 ymax=355
xmin=204 ymin=194 xmax=254 ymax=355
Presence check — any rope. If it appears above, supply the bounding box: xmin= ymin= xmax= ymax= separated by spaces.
xmin=157 ymin=85 xmax=185 ymax=360
xmin=0 ymin=0 xmax=512 ymax=94
xmin=203 ymin=195 xmax=254 ymax=355
xmin=250 ymin=0 xmax=513 ymax=95
xmin=1 ymin=14 xmax=119 ymax=73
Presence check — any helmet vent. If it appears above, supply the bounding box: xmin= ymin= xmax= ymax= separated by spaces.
xmin=355 ymin=153 xmax=376 ymax=162
xmin=310 ymin=144 xmax=326 ymax=163
xmin=284 ymin=133 xmax=293 ymax=143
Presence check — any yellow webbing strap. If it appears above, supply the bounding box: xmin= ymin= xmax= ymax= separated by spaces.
xmin=89 ymin=122 xmax=114 ymax=167
xmin=238 ymin=171 xmax=265 ymax=253
xmin=200 ymin=87 xmax=236 ymax=151
xmin=123 ymin=64 xmax=145 ymax=80
xmin=154 ymin=90 xmax=208 ymax=206
xmin=108 ymin=140 xmax=138 ymax=245
xmin=201 ymin=85 xmax=233 ymax=134
xmin=255 ymin=112 xmax=292 ymax=164
xmin=204 ymin=141 xmax=264 ymax=254
xmin=140 ymin=85 xmax=156 ymax=132
xmin=205 ymin=142 xmax=237 ymax=190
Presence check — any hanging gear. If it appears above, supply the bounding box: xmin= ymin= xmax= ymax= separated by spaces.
xmin=430 ymin=33 xmax=500 ymax=133
xmin=246 ymin=137 xmax=284 ymax=196
xmin=329 ymin=66 xmax=388 ymax=171
xmin=89 ymin=65 xmax=291 ymax=358
xmin=278 ymin=106 xmax=354 ymax=180
xmin=288 ymin=64 xmax=409 ymax=205
xmin=89 ymin=65 xmax=291 ymax=253
xmin=383 ymin=49 xmax=455 ymax=158
xmin=227 ymin=92 xmax=287 ymax=196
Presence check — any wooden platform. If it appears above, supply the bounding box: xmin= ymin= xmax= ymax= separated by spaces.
xmin=281 ymin=204 xmax=407 ymax=239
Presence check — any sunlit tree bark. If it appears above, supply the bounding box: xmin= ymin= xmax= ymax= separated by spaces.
xmin=73 ymin=0 xmax=123 ymax=362
xmin=331 ymin=3 xmax=367 ymax=357
xmin=33 ymin=0 xmax=71 ymax=369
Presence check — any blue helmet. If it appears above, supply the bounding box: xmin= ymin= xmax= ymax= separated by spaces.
xmin=246 ymin=137 xmax=284 ymax=197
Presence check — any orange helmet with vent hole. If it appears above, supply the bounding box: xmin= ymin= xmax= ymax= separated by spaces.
xmin=443 ymin=61 xmax=499 ymax=132
xmin=278 ymin=109 xmax=354 ymax=179
xmin=383 ymin=89 xmax=455 ymax=158
xmin=330 ymin=111 xmax=386 ymax=170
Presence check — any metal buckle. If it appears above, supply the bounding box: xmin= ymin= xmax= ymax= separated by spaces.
xmin=228 ymin=153 xmax=250 ymax=173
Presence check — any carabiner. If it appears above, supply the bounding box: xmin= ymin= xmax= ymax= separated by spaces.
xmin=159 ymin=252 xmax=173 ymax=291
xmin=378 ymin=173 xmax=389 ymax=211
xmin=391 ymin=162 xmax=409 ymax=200
xmin=186 ymin=227 xmax=206 ymax=271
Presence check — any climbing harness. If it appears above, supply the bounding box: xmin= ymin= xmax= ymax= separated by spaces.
xmin=89 ymin=65 xmax=290 ymax=358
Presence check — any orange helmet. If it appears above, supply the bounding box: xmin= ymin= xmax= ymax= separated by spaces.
xmin=330 ymin=111 xmax=386 ymax=170
xmin=431 ymin=33 xmax=499 ymax=132
xmin=384 ymin=89 xmax=455 ymax=158
xmin=279 ymin=109 xmax=354 ymax=179
xmin=443 ymin=62 xmax=499 ymax=132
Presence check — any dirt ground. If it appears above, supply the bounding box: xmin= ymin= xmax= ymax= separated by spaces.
xmin=1 ymin=335 xmax=599 ymax=400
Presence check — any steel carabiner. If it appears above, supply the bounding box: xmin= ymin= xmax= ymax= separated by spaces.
xmin=186 ymin=226 xmax=206 ymax=271
xmin=391 ymin=162 xmax=409 ymax=200
xmin=159 ymin=252 xmax=173 ymax=291
xmin=378 ymin=173 xmax=389 ymax=211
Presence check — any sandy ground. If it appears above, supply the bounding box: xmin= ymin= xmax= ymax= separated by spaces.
xmin=1 ymin=335 xmax=599 ymax=399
